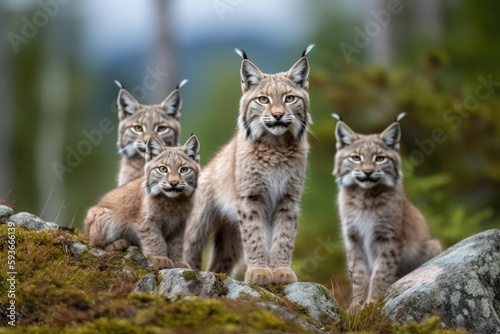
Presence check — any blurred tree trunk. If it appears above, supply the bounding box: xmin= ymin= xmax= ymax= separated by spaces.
xmin=151 ymin=0 xmax=176 ymax=104
xmin=364 ymin=0 xmax=393 ymax=66
xmin=0 ymin=3 xmax=11 ymax=197
xmin=415 ymin=0 xmax=442 ymax=41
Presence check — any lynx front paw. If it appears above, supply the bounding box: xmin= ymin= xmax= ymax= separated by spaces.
xmin=148 ymin=256 xmax=174 ymax=269
xmin=174 ymin=261 xmax=191 ymax=269
xmin=245 ymin=267 xmax=274 ymax=286
xmin=104 ymin=239 xmax=130 ymax=252
xmin=272 ymin=267 xmax=297 ymax=284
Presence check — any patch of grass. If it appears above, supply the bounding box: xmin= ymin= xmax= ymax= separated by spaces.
xmin=332 ymin=299 xmax=393 ymax=333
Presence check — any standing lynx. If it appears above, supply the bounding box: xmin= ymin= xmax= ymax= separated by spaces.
xmin=116 ymin=79 xmax=187 ymax=186
xmin=183 ymin=45 xmax=314 ymax=286
xmin=333 ymin=114 xmax=442 ymax=312
xmin=84 ymin=135 xmax=200 ymax=269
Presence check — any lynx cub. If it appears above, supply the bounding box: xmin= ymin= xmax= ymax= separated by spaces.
xmin=84 ymin=135 xmax=200 ymax=269
xmin=183 ymin=45 xmax=314 ymax=286
xmin=115 ymin=79 xmax=187 ymax=186
xmin=333 ymin=114 xmax=442 ymax=312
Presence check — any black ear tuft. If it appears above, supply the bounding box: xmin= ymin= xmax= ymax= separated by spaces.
xmin=396 ymin=112 xmax=406 ymax=122
xmin=176 ymin=79 xmax=188 ymax=90
xmin=302 ymin=43 xmax=315 ymax=57
xmin=234 ymin=48 xmax=248 ymax=60
xmin=331 ymin=113 xmax=343 ymax=121
xmin=114 ymin=80 xmax=124 ymax=89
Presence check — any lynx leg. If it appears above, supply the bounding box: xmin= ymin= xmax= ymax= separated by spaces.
xmin=104 ymin=239 xmax=130 ymax=252
xmin=366 ymin=232 xmax=401 ymax=305
xmin=183 ymin=195 xmax=217 ymax=270
xmin=84 ymin=207 xmax=120 ymax=249
xmin=346 ymin=240 xmax=370 ymax=313
xmin=269 ymin=192 xmax=300 ymax=284
xmin=168 ymin=235 xmax=191 ymax=269
xmin=422 ymin=238 xmax=442 ymax=261
xmin=239 ymin=195 xmax=273 ymax=286
xmin=207 ymin=220 xmax=243 ymax=275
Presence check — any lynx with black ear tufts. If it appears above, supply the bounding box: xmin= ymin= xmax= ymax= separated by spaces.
xmin=332 ymin=116 xmax=442 ymax=312
xmin=184 ymin=46 xmax=313 ymax=286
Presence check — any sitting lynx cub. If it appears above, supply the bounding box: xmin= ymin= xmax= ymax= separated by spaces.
xmin=84 ymin=135 xmax=200 ymax=269
xmin=333 ymin=114 xmax=442 ymax=312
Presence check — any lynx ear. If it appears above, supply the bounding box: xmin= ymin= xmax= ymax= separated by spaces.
xmin=160 ymin=79 xmax=187 ymax=120
xmin=182 ymin=135 xmax=200 ymax=163
xmin=116 ymin=81 xmax=140 ymax=120
xmin=238 ymin=51 xmax=264 ymax=92
xmin=287 ymin=57 xmax=310 ymax=89
xmin=335 ymin=121 xmax=358 ymax=150
xmin=145 ymin=136 xmax=165 ymax=162
xmin=380 ymin=122 xmax=401 ymax=149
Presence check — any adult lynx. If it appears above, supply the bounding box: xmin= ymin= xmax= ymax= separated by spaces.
xmin=333 ymin=114 xmax=442 ymax=312
xmin=115 ymin=80 xmax=187 ymax=186
xmin=84 ymin=135 xmax=200 ymax=269
xmin=184 ymin=45 xmax=314 ymax=286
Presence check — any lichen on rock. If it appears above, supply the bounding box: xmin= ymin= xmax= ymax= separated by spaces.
xmin=385 ymin=229 xmax=500 ymax=333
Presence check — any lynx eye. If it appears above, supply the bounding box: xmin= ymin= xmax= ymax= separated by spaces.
xmin=258 ymin=96 xmax=269 ymax=104
xmin=132 ymin=125 xmax=143 ymax=133
xmin=180 ymin=167 xmax=189 ymax=173
xmin=375 ymin=156 xmax=386 ymax=163
xmin=350 ymin=155 xmax=362 ymax=162
xmin=157 ymin=125 xmax=169 ymax=133
xmin=158 ymin=166 xmax=168 ymax=173
xmin=285 ymin=95 xmax=295 ymax=103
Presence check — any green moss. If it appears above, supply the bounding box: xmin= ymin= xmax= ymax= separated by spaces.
xmin=156 ymin=273 xmax=163 ymax=285
xmin=0 ymin=225 xmax=154 ymax=327
xmin=392 ymin=316 xmax=468 ymax=334
xmin=214 ymin=272 xmax=229 ymax=281
xmin=183 ymin=270 xmax=198 ymax=281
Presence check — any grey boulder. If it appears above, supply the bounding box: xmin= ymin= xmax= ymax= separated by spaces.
xmin=0 ymin=205 xmax=14 ymax=221
xmin=385 ymin=229 xmax=500 ymax=334
xmin=8 ymin=212 xmax=48 ymax=231
xmin=133 ymin=268 xmax=341 ymax=330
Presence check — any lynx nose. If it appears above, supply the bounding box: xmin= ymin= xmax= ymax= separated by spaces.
xmin=272 ymin=112 xmax=284 ymax=121
xmin=363 ymin=169 xmax=374 ymax=176
xmin=169 ymin=180 xmax=179 ymax=187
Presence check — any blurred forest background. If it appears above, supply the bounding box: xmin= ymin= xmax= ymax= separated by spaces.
xmin=1 ymin=0 xmax=499 ymax=294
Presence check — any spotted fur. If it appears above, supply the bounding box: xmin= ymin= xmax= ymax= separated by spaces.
xmin=116 ymin=80 xmax=187 ymax=186
xmin=333 ymin=117 xmax=442 ymax=312
xmin=184 ymin=46 xmax=313 ymax=286
xmin=84 ymin=135 xmax=200 ymax=269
